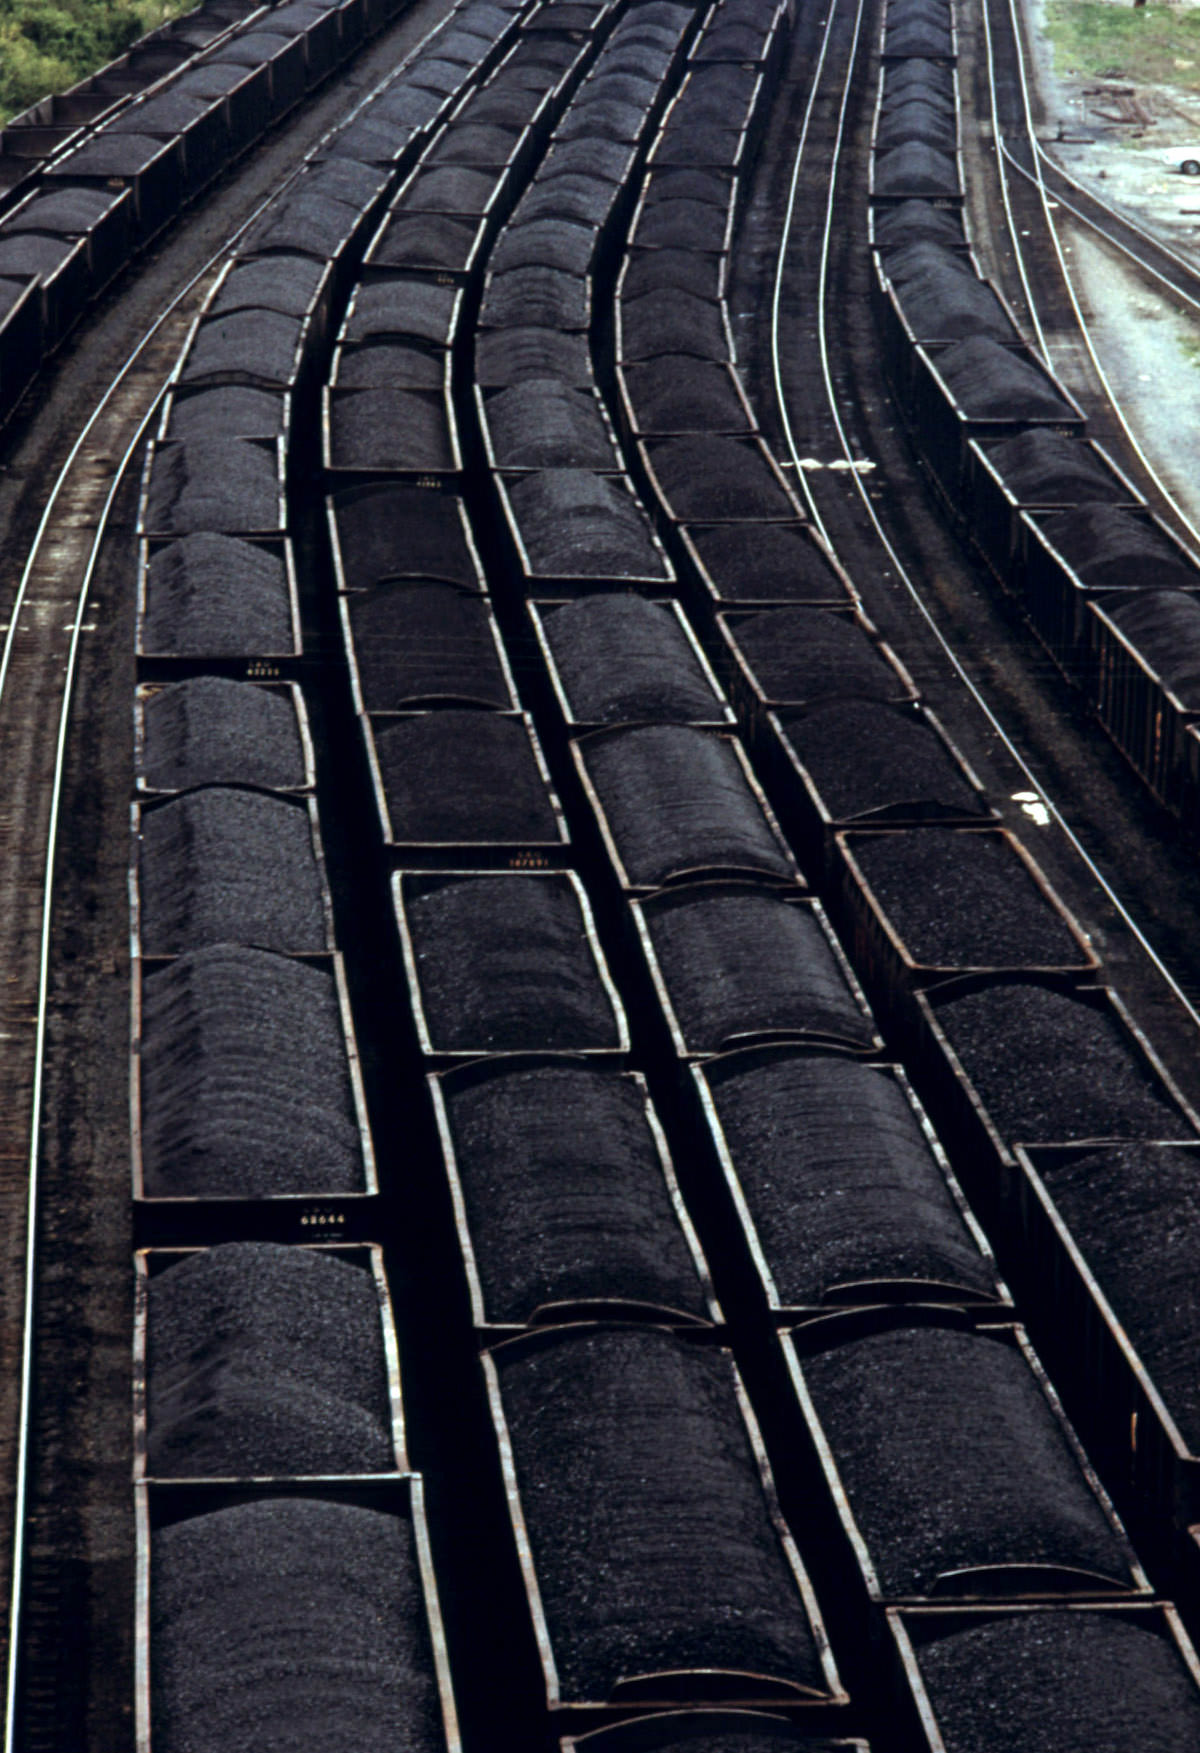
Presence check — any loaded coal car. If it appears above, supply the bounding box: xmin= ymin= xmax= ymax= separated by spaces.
xmin=886 ymin=1602 xmax=1200 ymax=1753
xmin=135 ymin=531 xmax=302 ymax=675
xmin=0 ymin=233 xmax=88 ymax=359
xmin=1086 ymin=589 xmax=1200 ymax=816
xmin=871 ymin=243 xmax=1021 ymax=407
xmin=130 ymin=940 xmax=377 ymax=1241
xmin=529 ymin=593 xmax=734 ymax=732
xmin=326 ymin=482 xmax=485 ymax=595
xmin=134 ymin=676 xmax=314 ymax=796
xmin=340 ymin=579 xmax=516 ymax=716
xmin=687 ymin=1045 xmax=1005 ymax=1319
xmin=1 ymin=183 xmax=135 ymax=303
xmin=483 ymin=1322 xmax=845 ymax=1718
xmin=678 ymin=521 xmax=858 ymax=615
xmin=105 ymin=85 xmax=234 ymax=205
xmin=905 ymin=334 xmax=1086 ymax=507
xmin=962 ymin=428 xmax=1144 ymax=589
xmin=782 ymin=1307 xmax=1147 ymax=1654
xmin=479 ymin=378 xmax=622 ymax=473
xmin=40 ymin=129 xmax=185 ymax=247
xmin=393 ymin=869 xmax=629 ymax=1062
xmin=207 ymin=26 xmax=308 ymax=124
xmin=628 ymin=880 xmax=880 ymax=1062
xmin=139 ymin=1477 xmax=460 ymax=1753
xmin=910 ymin=973 xmax=1200 ymax=1238
xmin=428 ymin=1055 xmax=720 ymax=1334
xmin=832 ymin=824 xmax=1097 ymax=1028
xmin=867 ymin=193 xmax=968 ymax=253
xmin=560 ymin=1713 xmax=869 ymax=1753
xmin=134 ymin=1240 xmax=406 ymax=1478
xmin=880 ymin=0 xmax=957 ymax=61
xmin=493 ymin=467 xmax=675 ymax=594
xmin=571 ymin=722 xmax=799 ymax=894
xmin=1017 ymin=501 xmax=1200 ymax=675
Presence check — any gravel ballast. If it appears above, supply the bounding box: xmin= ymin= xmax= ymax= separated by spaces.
xmin=445 ymin=1064 xmax=709 ymax=1321
xmin=848 ymin=828 xmax=1087 ymax=969
xmin=138 ymin=789 xmax=327 ymax=955
xmin=146 ymin=1243 xmax=392 ymax=1474
xmin=1040 ymin=1142 xmax=1200 ymax=1449
xmin=374 ymin=711 xmax=561 ymax=846
xmin=710 ymin=1055 xmax=996 ymax=1303
xmin=645 ymin=889 xmax=877 ymax=1052
xmin=139 ymin=677 xmax=307 ymax=793
xmin=140 ymin=944 xmax=363 ymax=1197
xmin=801 ymin=1325 xmax=1131 ymax=1595
xmin=542 ymin=595 xmax=723 ymax=723
xmin=494 ymin=1326 xmax=826 ymax=1699
xmin=934 ymin=981 xmax=1190 ymax=1141
xmin=152 ymin=1498 xmax=444 ymax=1753
xmin=913 ymin=1611 xmax=1200 ymax=1752
xmin=582 ymin=725 xmax=793 ymax=886
xmin=403 ymin=873 xmax=621 ymax=1052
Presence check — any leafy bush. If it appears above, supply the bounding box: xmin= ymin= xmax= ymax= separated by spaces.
xmin=0 ymin=0 xmax=195 ymax=120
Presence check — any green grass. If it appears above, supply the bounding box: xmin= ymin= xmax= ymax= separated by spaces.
xmin=0 ymin=0 xmax=198 ymax=124
xmin=1043 ymin=1 xmax=1200 ymax=90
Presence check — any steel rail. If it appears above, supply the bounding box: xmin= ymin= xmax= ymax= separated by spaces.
xmin=986 ymin=0 xmax=1200 ymax=554
xmin=767 ymin=0 xmax=1200 ymax=1038
xmin=1 ymin=2 xmax=472 ymax=1734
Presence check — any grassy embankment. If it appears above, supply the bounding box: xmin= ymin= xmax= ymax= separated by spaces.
xmin=0 ymin=0 xmax=197 ymax=123
xmin=1043 ymin=0 xmax=1200 ymax=93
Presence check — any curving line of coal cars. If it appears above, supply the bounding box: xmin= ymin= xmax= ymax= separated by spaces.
xmin=868 ymin=2 xmax=1200 ymax=839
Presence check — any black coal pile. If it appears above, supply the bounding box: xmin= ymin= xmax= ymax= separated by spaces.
xmin=728 ymin=608 xmax=907 ymax=706
xmin=0 ymin=233 xmax=79 ymax=276
xmin=935 ymin=336 xmax=1078 ymax=421
xmin=891 ymin=263 xmax=1016 ymax=343
xmin=181 ymin=308 xmax=304 ymax=387
xmin=152 ymin=1499 xmax=444 ymax=1753
xmin=334 ymin=340 xmax=446 ymax=389
xmin=347 ymin=581 xmax=510 ymax=709
xmin=670 ymin=62 xmax=759 ymax=129
xmin=620 ymin=289 xmax=729 ymax=362
xmin=1038 ymin=505 xmax=1197 ymax=591
xmin=651 ymin=118 xmax=743 ymax=164
xmin=882 ymin=56 xmax=955 ymax=104
xmin=875 ymin=98 xmax=958 ymax=151
xmin=493 ymin=1326 xmax=826 ymax=1698
xmin=882 ymin=237 xmax=974 ymax=286
xmin=934 ymin=980 xmax=1191 ymax=1141
xmin=687 ymin=523 xmax=849 ymax=602
xmin=583 ymin=725 xmax=793 ymax=886
xmin=883 ymin=16 xmax=955 ymax=56
xmin=328 ymin=388 xmax=457 ymax=473
xmin=243 ymin=190 xmax=361 ymax=260
xmin=543 ymin=594 xmax=722 ymax=723
xmin=139 ymin=677 xmax=306 ymax=793
xmin=505 ymin=470 xmax=668 ymax=580
xmin=556 ymin=93 xmax=647 ymax=142
xmin=330 ymin=484 xmax=478 ymax=590
xmin=646 ymin=889 xmax=876 ymax=1052
xmin=778 ymin=700 xmax=988 ymax=821
xmin=914 ymin=1610 xmax=1200 ymax=1752
xmin=539 ymin=137 xmax=638 ymax=186
xmin=620 ymin=249 xmax=725 ymax=300
xmin=146 ymin=1242 xmax=393 ymax=1474
xmin=425 ymin=120 xmax=523 ymax=165
xmin=645 ymin=436 xmax=797 ymax=521
xmin=489 ymin=216 xmax=598 ymax=276
xmin=872 ymin=197 xmax=964 ymax=248
xmin=623 ymin=356 xmax=752 ymax=434
xmin=519 ymin=170 xmax=622 ymax=228
xmin=710 ymin=1054 xmax=996 ymax=1303
xmin=485 ymin=382 xmax=617 ymax=470
xmin=849 ymin=828 xmax=1086 ymax=969
xmin=446 ymin=1063 xmax=709 ymax=1321
xmin=46 ymin=130 xmax=168 ymax=177
xmin=981 ymin=430 xmax=1125 ymax=504
xmin=6 ymin=185 xmax=125 ymax=235
xmin=1106 ymin=592 xmax=1200 ymax=704
xmin=396 ymin=165 xmax=500 ymax=217
xmin=693 ymin=18 xmax=772 ymax=58
xmin=138 ymin=789 xmax=327 ymax=954
xmin=874 ymin=142 xmax=959 ymax=198
xmin=802 ymin=1325 xmax=1130 ymax=1595
xmin=633 ymin=192 xmax=731 ymax=252
xmin=140 ymin=943 xmax=363 ymax=1196
xmin=482 ymin=264 xmax=590 ymax=330
xmin=141 ymin=533 xmax=294 ymax=656
xmin=143 ymin=438 xmax=281 ymax=536
xmin=370 ymin=211 xmax=485 ymax=274
xmin=374 ymin=710 xmax=560 ymax=845
xmin=303 ymin=157 xmax=389 ymax=211
xmin=404 ymin=873 xmax=620 ymax=1051
xmin=476 ymin=325 xmax=594 ymax=387
xmin=1041 ymin=1142 xmax=1200 ymax=1449
xmin=165 ymin=385 xmax=287 ymax=442
xmin=211 ymin=253 xmax=328 ymax=319
xmin=343 ymin=280 xmax=460 ymax=349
